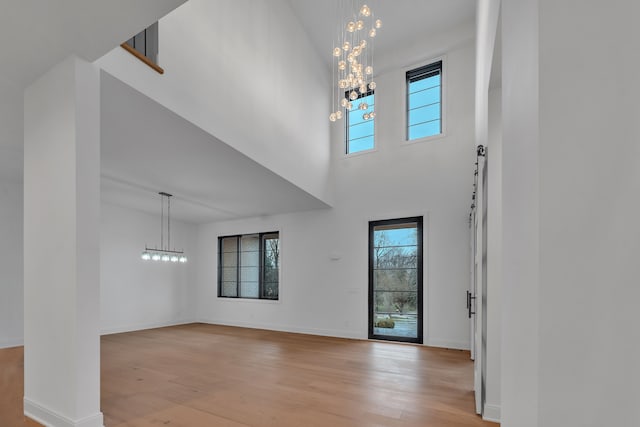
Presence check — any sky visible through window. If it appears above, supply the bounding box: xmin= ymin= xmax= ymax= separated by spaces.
xmin=408 ymin=73 xmax=441 ymax=140
xmin=347 ymin=93 xmax=375 ymax=154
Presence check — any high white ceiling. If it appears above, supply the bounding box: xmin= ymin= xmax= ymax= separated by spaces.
xmin=0 ymin=0 xmax=186 ymax=88
xmin=287 ymin=0 xmax=476 ymax=65
xmin=101 ymin=72 xmax=330 ymax=224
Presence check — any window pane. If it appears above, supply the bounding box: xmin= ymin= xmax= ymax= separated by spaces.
xmin=408 ymin=103 xmax=440 ymax=127
xmin=409 ymin=120 xmax=441 ymax=140
xmin=407 ymin=65 xmax=441 ymax=140
xmin=222 ymin=237 xmax=238 ymax=253
xmin=262 ymin=235 xmax=279 ymax=299
xmin=347 ymin=92 xmax=375 ymax=154
xmin=222 ymin=267 xmax=237 ymax=282
xmin=409 ymin=74 xmax=440 ymax=93
xmin=221 ymin=282 xmax=237 ymax=297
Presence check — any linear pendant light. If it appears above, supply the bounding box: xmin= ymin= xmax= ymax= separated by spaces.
xmin=141 ymin=192 xmax=187 ymax=263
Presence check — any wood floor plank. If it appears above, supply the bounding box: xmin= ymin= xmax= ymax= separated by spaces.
xmin=0 ymin=324 xmax=498 ymax=426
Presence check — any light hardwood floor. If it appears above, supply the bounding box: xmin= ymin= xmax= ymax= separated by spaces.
xmin=1 ymin=324 xmax=498 ymax=426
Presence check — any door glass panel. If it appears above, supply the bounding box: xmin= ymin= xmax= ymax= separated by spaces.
xmin=370 ymin=219 xmax=422 ymax=343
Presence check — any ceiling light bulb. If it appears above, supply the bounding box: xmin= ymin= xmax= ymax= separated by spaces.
xmin=349 ymin=91 xmax=358 ymax=100
xmin=170 ymin=255 xmax=179 ymax=262
xmin=347 ymin=102 xmax=353 ymax=110
xmin=341 ymin=98 xmax=349 ymax=107
xmin=333 ymin=47 xmax=341 ymax=57
xmin=363 ymin=113 xmax=370 ymax=120
xmin=360 ymin=5 xmax=371 ymax=17
xmin=359 ymin=85 xmax=367 ymax=94
xmin=375 ymin=19 xmax=382 ymax=29
xmin=369 ymin=28 xmax=376 ymax=38
xmin=329 ymin=113 xmax=337 ymax=122
xmin=347 ymin=21 xmax=356 ymax=32
xmin=338 ymin=79 xmax=348 ymax=89
xmin=369 ymin=111 xmax=376 ymax=119
xmin=356 ymin=20 xmax=364 ymax=30
xmin=343 ymin=41 xmax=351 ymax=51
xmin=365 ymin=66 xmax=373 ymax=75
xmin=359 ymin=102 xmax=368 ymax=110
xmin=336 ymin=110 xmax=343 ymax=119
xmin=141 ymin=251 xmax=151 ymax=261
xmin=360 ymin=39 xmax=367 ymax=48
xmin=338 ymin=60 xmax=346 ymax=70
xmin=369 ymin=81 xmax=377 ymax=90
xmin=179 ymin=256 xmax=187 ymax=263
xmin=151 ymin=253 xmax=161 ymax=261
xmin=161 ymin=254 xmax=170 ymax=262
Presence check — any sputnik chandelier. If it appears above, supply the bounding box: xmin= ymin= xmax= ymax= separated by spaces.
xmin=329 ymin=2 xmax=382 ymax=123
xmin=141 ymin=192 xmax=187 ymax=263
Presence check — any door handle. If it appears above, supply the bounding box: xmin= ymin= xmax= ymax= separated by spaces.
xmin=466 ymin=291 xmax=476 ymax=318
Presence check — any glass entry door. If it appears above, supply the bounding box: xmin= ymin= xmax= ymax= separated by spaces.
xmin=369 ymin=217 xmax=423 ymax=343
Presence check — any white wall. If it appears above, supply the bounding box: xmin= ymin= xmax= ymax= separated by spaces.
xmin=484 ymin=86 xmax=502 ymax=422
xmin=96 ymin=0 xmax=332 ymax=205
xmin=537 ymin=1 xmax=640 ymax=426
xmin=0 ymin=78 xmax=23 ymax=349
xmin=100 ymin=202 xmax=198 ymax=334
xmin=196 ymin=35 xmax=476 ymax=349
xmin=501 ymin=0 xmax=540 ymax=425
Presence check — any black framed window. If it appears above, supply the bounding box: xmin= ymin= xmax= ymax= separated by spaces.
xmin=219 ymin=232 xmax=279 ymax=300
xmin=369 ymin=217 xmax=423 ymax=344
xmin=407 ymin=61 xmax=442 ymax=140
xmin=346 ymin=89 xmax=375 ymax=154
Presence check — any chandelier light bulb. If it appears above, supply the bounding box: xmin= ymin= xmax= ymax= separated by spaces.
xmin=179 ymin=256 xmax=187 ymax=263
xmin=347 ymin=102 xmax=353 ymax=110
xmin=338 ymin=60 xmax=346 ymax=70
xmin=369 ymin=28 xmax=376 ymax=38
xmin=369 ymin=81 xmax=377 ymax=90
xmin=353 ymin=47 xmax=361 ymax=56
xmin=170 ymin=255 xmax=179 ymax=262
xmin=375 ymin=19 xmax=382 ymax=29
xmin=333 ymin=47 xmax=341 ymax=57
xmin=347 ymin=21 xmax=356 ymax=32
xmin=363 ymin=113 xmax=370 ymax=120
xmin=359 ymin=84 xmax=367 ymax=94
xmin=369 ymin=111 xmax=376 ymax=119
xmin=359 ymin=102 xmax=368 ymax=110
xmin=336 ymin=110 xmax=343 ymax=119
xmin=365 ymin=66 xmax=373 ymax=75
xmin=360 ymin=5 xmax=371 ymax=17
xmin=329 ymin=113 xmax=337 ymax=122
xmin=141 ymin=251 xmax=151 ymax=261
xmin=360 ymin=39 xmax=367 ymax=48
xmin=341 ymin=98 xmax=349 ymax=107
xmin=151 ymin=253 xmax=161 ymax=261
xmin=343 ymin=41 xmax=351 ymax=51
xmin=161 ymin=254 xmax=170 ymax=262
xmin=349 ymin=91 xmax=358 ymax=100
xmin=356 ymin=20 xmax=364 ymax=30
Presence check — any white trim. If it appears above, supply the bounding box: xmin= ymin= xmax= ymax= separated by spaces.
xmin=426 ymin=338 xmax=470 ymax=351
xmin=0 ymin=338 xmax=24 ymax=349
xmin=483 ymin=404 xmax=501 ymax=423
xmin=100 ymin=319 xmax=194 ymax=336
xmin=24 ymin=398 xmax=104 ymax=427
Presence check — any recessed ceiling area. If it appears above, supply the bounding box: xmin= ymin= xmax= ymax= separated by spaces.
xmin=287 ymin=0 xmax=476 ymax=64
xmin=101 ymin=72 xmax=330 ymax=224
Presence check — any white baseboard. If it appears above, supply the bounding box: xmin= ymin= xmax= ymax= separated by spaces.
xmin=196 ymin=318 xmax=364 ymax=340
xmin=0 ymin=338 xmax=24 ymax=349
xmin=426 ymin=338 xmax=470 ymax=350
xmin=100 ymin=319 xmax=195 ymax=336
xmin=24 ymin=398 xmax=104 ymax=427
xmin=483 ymin=403 xmax=501 ymax=423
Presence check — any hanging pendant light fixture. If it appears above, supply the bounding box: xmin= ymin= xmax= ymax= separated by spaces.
xmin=329 ymin=2 xmax=382 ymax=123
xmin=141 ymin=192 xmax=187 ymax=263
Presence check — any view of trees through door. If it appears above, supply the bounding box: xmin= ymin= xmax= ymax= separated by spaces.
xmin=369 ymin=217 xmax=423 ymax=343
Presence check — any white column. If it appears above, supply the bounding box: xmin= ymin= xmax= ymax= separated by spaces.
xmin=501 ymin=0 xmax=540 ymax=426
xmin=23 ymin=56 xmax=103 ymax=427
